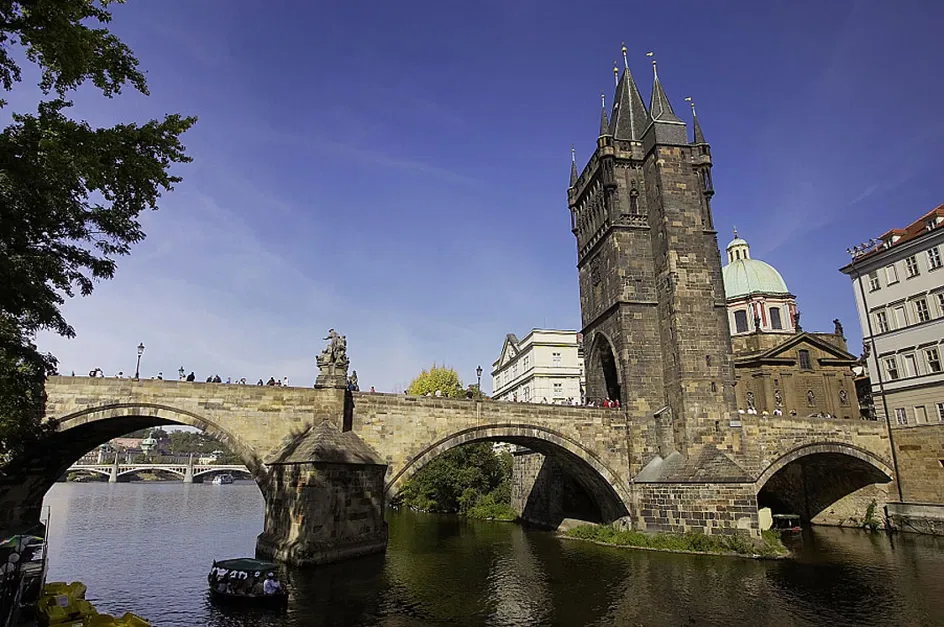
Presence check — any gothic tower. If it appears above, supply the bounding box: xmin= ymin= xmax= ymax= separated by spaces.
xmin=568 ymin=47 xmax=735 ymax=455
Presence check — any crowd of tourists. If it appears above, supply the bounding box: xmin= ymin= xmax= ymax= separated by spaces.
xmin=84 ymin=369 xmax=291 ymax=387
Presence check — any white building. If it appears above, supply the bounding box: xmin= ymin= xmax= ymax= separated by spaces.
xmin=840 ymin=204 xmax=944 ymax=426
xmin=491 ymin=329 xmax=584 ymax=404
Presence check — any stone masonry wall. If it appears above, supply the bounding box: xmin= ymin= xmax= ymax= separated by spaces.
xmin=634 ymin=482 xmax=760 ymax=536
xmin=894 ymin=424 xmax=944 ymax=504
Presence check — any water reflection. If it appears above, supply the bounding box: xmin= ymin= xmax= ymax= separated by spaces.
xmin=42 ymin=483 xmax=944 ymax=627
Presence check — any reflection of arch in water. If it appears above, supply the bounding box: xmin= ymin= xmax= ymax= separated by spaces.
xmin=588 ymin=332 xmax=621 ymax=404
xmin=386 ymin=424 xmax=631 ymax=523
xmin=756 ymin=443 xmax=893 ymax=524
xmin=4 ymin=403 xmax=267 ymax=528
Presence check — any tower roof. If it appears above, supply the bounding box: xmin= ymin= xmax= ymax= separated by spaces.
xmin=569 ymin=146 xmax=578 ymax=188
xmin=599 ymin=93 xmax=610 ymax=137
xmin=648 ymin=59 xmax=683 ymax=123
xmin=686 ymin=98 xmax=706 ymax=144
xmin=721 ymin=234 xmax=791 ymax=299
xmin=609 ymin=46 xmax=650 ymax=141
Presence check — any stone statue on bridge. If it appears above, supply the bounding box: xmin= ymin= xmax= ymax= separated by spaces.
xmin=316 ymin=329 xmax=350 ymax=388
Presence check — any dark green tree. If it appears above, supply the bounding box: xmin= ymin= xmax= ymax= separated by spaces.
xmin=0 ymin=0 xmax=196 ymax=463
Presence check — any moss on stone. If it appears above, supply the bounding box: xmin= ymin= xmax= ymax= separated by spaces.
xmin=564 ymin=524 xmax=788 ymax=558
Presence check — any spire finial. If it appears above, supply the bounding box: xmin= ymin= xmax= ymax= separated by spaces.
xmin=613 ymin=61 xmax=619 ymax=86
xmin=569 ymin=145 xmax=578 ymax=187
xmin=621 ymin=42 xmax=629 ymax=70
xmin=733 ymin=226 xmax=738 ymax=238
xmin=601 ymin=92 xmax=606 ymax=110
xmin=571 ymin=144 xmax=576 ymax=165
xmin=684 ymin=96 xmax=696 ymax=116
xmin=599 ymin=92 xmax=610 ymax=136
xmin=646 ymin=51 xmax=657 ymax=79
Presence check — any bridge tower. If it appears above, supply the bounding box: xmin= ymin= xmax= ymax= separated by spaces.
xmin=569 ymin=47 xmax=735 ymax=456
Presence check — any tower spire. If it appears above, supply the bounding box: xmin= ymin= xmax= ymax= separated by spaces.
xmin=569 ymin=145 xmax=578 ymax=188
xmin=609 ymin=43 xmax=650 ymax=141
xmin=646 ymin=52 xmax=682 ymax=123
xmin=685 ymin=97 xmax=706 ymax=144
xmin=599 ymin=92 xmax=610 ymax=136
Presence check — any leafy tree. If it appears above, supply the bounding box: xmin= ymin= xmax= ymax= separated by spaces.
xmin=406 ymin=365 xmax=464 ymax=398
xmin=0 ymin=1 xmax=196 ymax=463
xmin=395 ymin=442 xmax=515 ymax=520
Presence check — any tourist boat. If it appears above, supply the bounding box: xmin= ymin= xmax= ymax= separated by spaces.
xmin=207 ymin=559 xmax=288 ymax=610
xmin=210 ymin=473 xmax=234 ymax=485
xmin=772 ymin=514 xmax=803 ymax=533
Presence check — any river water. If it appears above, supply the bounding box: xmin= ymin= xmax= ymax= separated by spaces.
xmin=41 ymin=482 xmax=944 ymax=626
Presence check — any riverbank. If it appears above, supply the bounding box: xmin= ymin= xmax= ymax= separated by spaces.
xmin=562 ymin=524 xmax=788 ymax=558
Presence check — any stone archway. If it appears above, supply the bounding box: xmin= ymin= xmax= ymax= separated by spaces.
xmin=755 ymin=443 xmax=893 ymax=526
xmin=588 ymin=332 xmax=621 ymax=404
xmin=386 ymin=424 xmax=632 ymax=524
xmin=0 ymin=403 xmax=267 ymax=536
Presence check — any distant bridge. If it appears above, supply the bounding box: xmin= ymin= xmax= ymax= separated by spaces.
xmin=67 ymin=459 xmax=251 ymax=483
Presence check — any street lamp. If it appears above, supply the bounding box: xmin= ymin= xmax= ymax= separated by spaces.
xmin=134 ymin=343 xmax=145 ymax=380
xmin=476 ymin=365 xmax=483 ymax=397
xmin=178 ymin=366 xmax=185 ymax=381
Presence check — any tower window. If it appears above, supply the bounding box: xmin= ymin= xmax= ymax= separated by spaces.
xmin=770 ymin=307 xmax=783 ymax=330
xmin=798 ymin=349 xmax=812 ymax=370
xmin=734 ymin=310 xmax=748 ymax=333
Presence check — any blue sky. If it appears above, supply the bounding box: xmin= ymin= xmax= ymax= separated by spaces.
xmin=27 ymin=0 xmax=944 ymax=392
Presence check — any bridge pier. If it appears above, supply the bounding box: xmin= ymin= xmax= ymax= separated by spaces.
xmin=108 ymin=454 xmax=119 ymax=483
xmin=183 ymin=455 xmax=194 ymax=484
xmin=255 ymin=420 xmax=388 ymax=566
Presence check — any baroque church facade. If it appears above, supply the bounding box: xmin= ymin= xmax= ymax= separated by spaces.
xmin=721 ymin=234 xmax=861 ymax=420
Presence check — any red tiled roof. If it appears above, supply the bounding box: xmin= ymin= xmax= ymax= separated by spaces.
xmin=858 ymin=203 xmax=944 ymax=260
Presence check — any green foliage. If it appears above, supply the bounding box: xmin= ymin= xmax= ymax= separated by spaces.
xmin=565 ymin=524 xmax=788 ymax=558
xmin=407 ymin=365 xmax=464 ymax=398
xmin=395 ymin=443 xmax=515 ymax=520
xmin=0 ymin=1 xmax=195 ymax=462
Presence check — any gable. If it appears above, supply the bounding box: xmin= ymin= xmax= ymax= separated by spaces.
xmin=496 ymin=334 xmax=520 ymax=369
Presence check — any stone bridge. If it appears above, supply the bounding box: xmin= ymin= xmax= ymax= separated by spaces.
xmin=67 ymin=461 xmax=251 ymax=483
xmin=0 ymin=376 xmax=895 ymax=564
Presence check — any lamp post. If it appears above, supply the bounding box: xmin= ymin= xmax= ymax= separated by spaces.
xmin=178 ymin=366 xmax=185 ymax=381
xmin=476 ymin=365 xmax=483 ymax=398
xmin=134 ymin=343 xmax=145 ymax=380
xmin=847 ymin=240 xmax=904 ymax=502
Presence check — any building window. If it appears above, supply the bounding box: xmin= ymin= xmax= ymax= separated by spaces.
xmin=915 ymin=406 xmax=929 ymax=424
xmin=885 ymin=357 xmax=899 ymax=380
xmin=894 ymin=306 xmax=907 ymax=329
xmin=938 ymin=402 xmax=944 ymax=422
xmin=512 ymin=363 xmax=518 ymax=378
xmin=798 ymin=349 xmax=812 ymax=370
xmin=522 ymin=386 xmax=531 ymax=402
xmin=903 ymin=353 xmax=918 ymax=377
xmin=552 ymin=352 xmax=561 ymax=366
xmin=939 ymin=293 xmax=944 ymax=317
xmin=868 ymin=271 xmax=881 ymax=291
xmin=770 ymin=307 xmax=783 ymax=330
xmin=553 ymin=382 xmax=562 ymax=396
xmin=885 ymin=264 xmax=899 ymax=284
xmin=895 ymin=407 xmax=907 ymax=425
xmin=523 ymin=355 xmax=530 ymax=370
xmin=926 ymin=348 xmax=942 ymax=373
xmin=905 ymin=255 xmax=920 ymax=278
xmin=915 ymin=298 xmax=931 ymax=323
xmin=929 ymin=247 xmax=943 ymax=270
xmin=875 ymin=311 xmax=889 ymax=333
xmin=734 ymin=310 xmax=748 ymax=333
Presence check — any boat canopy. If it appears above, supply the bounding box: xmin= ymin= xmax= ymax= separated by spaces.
xmin=211 ymin=558 xmax=278 ymax=574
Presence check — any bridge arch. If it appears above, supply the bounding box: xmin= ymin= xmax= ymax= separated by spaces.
xmin=386 ymin=423 xmax=632 ymax=523
xmin=587 ymin=331 xmax=621 ymax=404
xmin=755 ymin=442 xmax=894 ymax=525
xmin=0 ymin=403 xmax=268 ymax=533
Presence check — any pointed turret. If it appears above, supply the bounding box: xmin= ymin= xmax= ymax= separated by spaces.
xmin=685 ymin=97 xmax=705 ymax=144
xmin=569 ymin=146 xmax=578 ymax=188
xmin=608 ymin=45 xmax=650 ymax=141
xmin=646 ymin=53 xmax=683 ymax=123
xmin=599 ymin=93 xmax=610 ymax=137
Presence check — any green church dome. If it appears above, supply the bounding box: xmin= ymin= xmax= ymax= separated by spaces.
xmin=722 ymin=233 xmax=791 ymax=299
